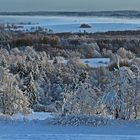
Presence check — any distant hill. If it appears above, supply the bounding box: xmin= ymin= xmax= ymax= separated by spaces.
xmin=0 ymin=10 xmax=140 ymax=18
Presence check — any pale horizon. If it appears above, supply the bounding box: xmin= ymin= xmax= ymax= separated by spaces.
xmin=0 ymin=0 xmax=140 ymax=12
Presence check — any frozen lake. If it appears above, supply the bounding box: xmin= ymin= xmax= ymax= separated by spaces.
xmin=0 ymin=15 xmax=140 ymax=33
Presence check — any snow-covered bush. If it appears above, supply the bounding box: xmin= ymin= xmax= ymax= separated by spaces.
xmin=47 ymin=115 xmax=108 ymax=126
xmin=53 ymin=56 xmax=65 ymax=64
xmin=117 ymin=48 xmax=135 ymax=60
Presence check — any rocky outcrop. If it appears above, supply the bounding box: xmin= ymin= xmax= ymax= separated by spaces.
xmin=80 ymin=24 xmax=91 ymax=28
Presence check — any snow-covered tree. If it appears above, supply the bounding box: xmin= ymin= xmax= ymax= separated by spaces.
xmin=0 ymin=66 xmax=30 ymax=116
xmin=100 ymin=65 xmax=140 ymax=120
xmin=62 ymin=73 xmax=101 ymax=116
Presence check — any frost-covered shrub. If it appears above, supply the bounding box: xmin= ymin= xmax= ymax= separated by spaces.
xmin=117 ymin=48 xmax=135 ymax=60
xmin=102 ymin=49 xmax=115 ymax=59
xmin=47 ymin=115 xmax=108 ymax=126
xmin=79 ymin=43 xmax=101 ymax=58
xmin=68 ymin=57 xmax=86 ymax=68
xmin=33 ymin=103 xmax=58 ymax=112
xmin=53 ymin=56 xmax=65 ymax=64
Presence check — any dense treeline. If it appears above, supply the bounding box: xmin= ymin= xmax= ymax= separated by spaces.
xmin=0 ymin=31 xmax=140 ymax=58
xmin=0 ymin=45 xmax=139 ymax=120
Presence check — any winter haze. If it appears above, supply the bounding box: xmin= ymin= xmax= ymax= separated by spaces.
xmin=0 ymin=0 xmax=140 ymax=11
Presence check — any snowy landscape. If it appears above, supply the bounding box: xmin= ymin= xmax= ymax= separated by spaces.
xmin=0 ymin=3 xmax=140 ymax=140
xmin=0 ymin=30 xmax=140 ymax=139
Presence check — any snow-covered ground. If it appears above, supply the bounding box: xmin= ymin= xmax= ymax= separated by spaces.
xmin=81 ymin=58 xmax=110 ymax=68
xmin=48 ymin=58 xmax=110 ymax=68
xmin=0 ymin=112 xmax=140 ymax=140
xmin=12 ymin=112 xmax=53 ymax=121
xmin=0 ymin=15 xmax=140 ymax=33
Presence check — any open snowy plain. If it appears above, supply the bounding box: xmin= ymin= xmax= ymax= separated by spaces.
xmin=0 ymin=113 xmax=139 ymax=140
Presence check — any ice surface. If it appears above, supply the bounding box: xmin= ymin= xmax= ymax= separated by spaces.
xmin=0 ymin=16 xmax=140 ymax=33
